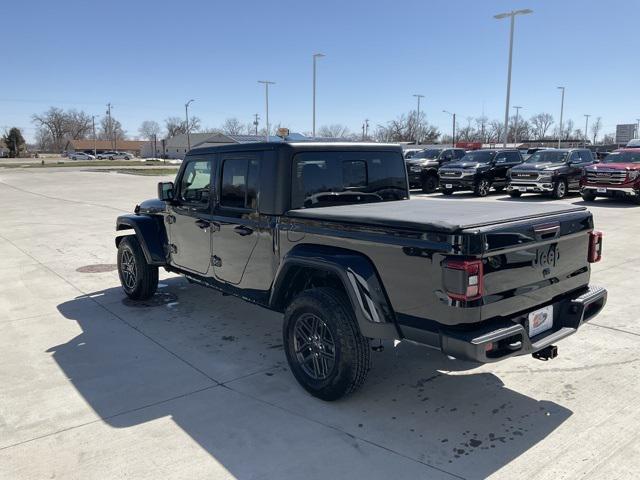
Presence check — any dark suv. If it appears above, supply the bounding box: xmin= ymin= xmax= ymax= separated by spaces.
xmin=507 ymin=148 xmax=595 ymax=199
xmin=438 ymin=149 xmax=523 ymax=196
xmin=406 ymin=147 xmax=466 ymax=193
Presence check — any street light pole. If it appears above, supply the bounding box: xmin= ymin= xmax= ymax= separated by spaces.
xmin=106 ymin=103 xmax=113 ymax=150
xmin=92 ymin=115 xmax=96 ymax=157
xmin=413 ymin=94 xmax=424 ymax=145
xmin=513 ymin=106 xmax=522 ymax=145
xmin=494 ymin=9 xmax=533 ymax=148
xmin=557 ymin=86 xmax=565 ymax=148
xmin=185 ymin=99 xmax=194 ymax=152
xmin=584 ymin=114 xmax=591 ymax=147
xmin=258 ymin=80 xmax=275 ymax=142
xmin=312 ymin=53 xmax=325 ymax=138
xmin=636 ymin=118 xmax=640 ymax=139
xmin=443 ymin=110 xmax=456 ymax=146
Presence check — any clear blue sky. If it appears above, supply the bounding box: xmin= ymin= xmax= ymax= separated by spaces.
xmin=2 ymin=0 xmax=639 ymax=142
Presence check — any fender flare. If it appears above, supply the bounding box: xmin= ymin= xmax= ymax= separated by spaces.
xmin=115 ymin=214 xmax=168 ymax=265
xmin=270 ymin=244 xmax=400 ymax=339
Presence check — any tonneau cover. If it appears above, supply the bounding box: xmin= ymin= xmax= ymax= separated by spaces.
xmin=286 ymin=199 xmax=587 ymax=233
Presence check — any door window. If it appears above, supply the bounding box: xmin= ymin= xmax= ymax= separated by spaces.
xmin=494 ymin=153 xmax=508 ymax=164
xmin=220 ymin=156 xmax=260 ymax=209
xmin=454 ymin=149 xmax=466 ymax=159
xmin=179 ymin=158 xmax=211 ymax=205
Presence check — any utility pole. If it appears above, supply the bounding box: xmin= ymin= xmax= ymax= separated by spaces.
xmin=494 ymin=9 xmax=533 ymax=148
xmin=258 ymin=81 xmax=275 ymax=142
xmin=636 ymin=118 xmax=640 ymax=139
xmin=312 ymin=53 xmax=325 ymax=138
xmin=185 ymin=99 xmax=194 ymax=151
xmin=253 ymin=113 xmax=260 ymax=136
xmin=91 ymin=115 xmax=96 ymax=157
xmin=443 ymin=111 xmax=456 ymax=146
xmin=363 ymin=119 xmax=369 ymax=140
xmin=413 ymin=94 xmax=424 ymax=145
xmin=513 ymin=106 xmax=522 ymax=145
xmin=106 ymin=103 xmax=113 ymax=150
xmin=584 ymin=114 xmax=591 ymax=147
xmin=557 ymin=86 xmax=565 ymax=148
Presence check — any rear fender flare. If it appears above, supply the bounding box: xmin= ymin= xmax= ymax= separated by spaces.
xmin=115 ymin=214 xmax=168 ymax=265
xmin=270 ymin=244 xmax=400 ymax=339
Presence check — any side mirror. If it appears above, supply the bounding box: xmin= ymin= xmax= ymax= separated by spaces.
xmin=158 ymin=182 xmax=175 ymax=201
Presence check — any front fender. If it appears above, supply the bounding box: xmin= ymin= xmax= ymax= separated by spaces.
xmin=116 ymin=214 xmax=168 ymax=265
xmin=270 ymin=244 xmax=400 ymax=339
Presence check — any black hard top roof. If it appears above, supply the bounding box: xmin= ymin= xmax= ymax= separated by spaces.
xmin=188 ymin=142 xmax=403 ymax=156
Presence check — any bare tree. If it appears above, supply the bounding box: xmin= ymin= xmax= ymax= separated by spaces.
xmin=32 ymin=107 xmax=68 ymax=152
xmin=138 ymin=120 xmax=161 ymax=140
xmin=221 ymin=117 xmax=245 ymax=135
xmin=97 ymin=116 xmax=127 ymax=141
xmin=164 ymin=116 xmax=201 ymax=137
xmin=374 ymin=110 xmax=439 ymax=144
xmin=64 ymin=110 xmax=93 ymax=140
xmin=562 ymin=119 xmax=575 ymax=140
xmin=591 ymin=117 xmax=602 ymax=144
xmin=602 ymin=132 xmax=615 ymax=144
xmin=530 ymin=113 xmax=554 ymax=139
xmin=488 ymin=120 xmax=505 ymax=143
xmin=318 ymin=124 xmax=351 ymax=138
xmin=475 ymin=116 xmax=489 ymax=142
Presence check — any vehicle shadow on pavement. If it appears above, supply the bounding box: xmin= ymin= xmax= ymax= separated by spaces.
xmin=51 ymin=278 xmax=572 ymax=479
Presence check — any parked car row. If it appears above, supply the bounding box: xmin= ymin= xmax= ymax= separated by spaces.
xmin=67 ymin=151 xmax=133 ymax=160
xmin=405 ymin=145 xmax=640 ymax=204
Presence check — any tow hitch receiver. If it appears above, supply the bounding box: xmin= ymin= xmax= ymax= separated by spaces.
xmin=533 ymin=345 xmax=558 ymax=361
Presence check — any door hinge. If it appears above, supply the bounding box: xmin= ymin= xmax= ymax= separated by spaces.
xmin=211 ymin=255 xmax=222 ymax=267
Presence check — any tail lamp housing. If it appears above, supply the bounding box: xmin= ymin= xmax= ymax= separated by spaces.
xmin=588 ymin=231 xmax=603 ymax=263
xmin=443 ymin=259 xmax=484 ymax=301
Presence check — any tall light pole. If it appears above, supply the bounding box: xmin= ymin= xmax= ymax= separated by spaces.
xmin=413 ymin=94 xmax=424 ymax=144
xmin=106 ymin=103 xmax=113 ymax=150
xmin=513 ymin=106 xmax=522 ymax=145
xmin=494 ymin=9 xmax=533 ymax=148
xmin=584 ymin=114 xmax=591 ymax=146
xmin=443 ymin=110 xmax=456 ymax=146
xmin=636 ymin=118 xmax=640 ymax=139
xmin=91 ymin=115 xmax=97 ymax=157
xmin=312 ymin=53 xmax=325 ymax=138
xmin=557 ymin=86 xmax=565 ymax=148
xmin=258 ymin=80 xmax=275 ymax=142
xmin=185 ymin=99 xmax=194 ymax=151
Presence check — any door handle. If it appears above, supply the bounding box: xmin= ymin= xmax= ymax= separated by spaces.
xmin=234 ymin=225 xmax=253 ymax=236
xmin=195 ymin=219 xmax=210 ymax=230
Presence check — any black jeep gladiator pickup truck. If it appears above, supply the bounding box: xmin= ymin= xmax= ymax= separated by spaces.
xmin=116 ymin=142 xmax=607 ymax=400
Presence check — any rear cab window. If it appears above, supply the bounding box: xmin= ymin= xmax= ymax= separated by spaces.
xmin=292 ymin=151 xmax=407 ymax=209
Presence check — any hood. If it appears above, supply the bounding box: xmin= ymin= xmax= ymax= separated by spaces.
xmin=406 ymin=158 xmax=439 ymax=166
xmin=512 ymin=162 xmax=565 ymax=172
xmin=587 ymin=163 xmax=640 ymax=171
xmin=442 ymin=161 xmax=484 ymax=169
xmin=136 ymin=198 xmax=167 ymax=214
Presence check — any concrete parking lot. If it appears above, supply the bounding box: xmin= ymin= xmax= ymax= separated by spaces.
xmin=1 ymin=167 xmax=638 ymax=480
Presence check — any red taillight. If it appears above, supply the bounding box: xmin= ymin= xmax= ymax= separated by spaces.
xmin=443 ymin=259 xmax=484 ymax=301
xmin=588 ymin=231 xmax=603 ymax=263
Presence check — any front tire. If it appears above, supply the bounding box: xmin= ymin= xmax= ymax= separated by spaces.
xmin=474 ymin=178 xmax=491 ymax=197
xmin=581 ymin=190 xmax=596 ymax=201
xmin=552 ymin=179 xmax=567 ymax=199
xmin=421 ymin=175 xmax=438 ymax=193
xmin=117 ymin=236 xmax=158 ymax=300
xmin=283 ymin=288 xmax=371 ymax=401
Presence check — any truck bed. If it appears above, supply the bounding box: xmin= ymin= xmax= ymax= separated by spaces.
xmin=286 ymin=199 xmax=586 ymax=234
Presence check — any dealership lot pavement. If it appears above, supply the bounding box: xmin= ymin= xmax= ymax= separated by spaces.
xmin=1 ymin=168 xmax=639 ymax=480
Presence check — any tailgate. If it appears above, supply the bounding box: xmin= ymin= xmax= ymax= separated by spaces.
xmin=476 ymin=210 xmax=593 ymax=321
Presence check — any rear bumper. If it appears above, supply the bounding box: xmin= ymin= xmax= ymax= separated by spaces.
xmin=403 ymin=285 xmax=607 ymax=363
xmin=507 ymin=181 xmax=554 ymax=193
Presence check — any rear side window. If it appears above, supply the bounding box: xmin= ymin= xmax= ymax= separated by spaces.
xmin=292 ymin=151 xmax=407 ymax=209
xmin=220 ymin=155 xmax=260 ymax=209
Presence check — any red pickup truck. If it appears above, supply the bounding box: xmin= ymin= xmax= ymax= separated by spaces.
xmin=581 ymin=148 xmax=640 ymax=203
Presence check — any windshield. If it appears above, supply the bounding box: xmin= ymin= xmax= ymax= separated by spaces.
xmin=292 ymin=151 xmax=408 ymax=209
xmin=412 ymin=149 xmax=441 ymax=159
xmin=525 ymin=150 xmax=568 ymax=164
xmin=459 ymin=151 xmax=496 ymax=164
xmin=602 ymin=151 xmax=640 ymax=164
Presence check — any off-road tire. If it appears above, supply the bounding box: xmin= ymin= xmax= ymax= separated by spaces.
xmin=283 ymin=287 xmax=371 ymax=401
xmin=509 ymin=190 xmax=522 ymax=198
xmin=581 ymin=190 xmax=596 ymax=202
xmin=117 ymin=236 xmax=158 ymax=300
xmin=474 ymin=178 xmax=491 ymax=197
xmin=552 ymin=179 xmax=568 ymax=199
xmin=421 ymin=175 xmax=438 ymax=193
